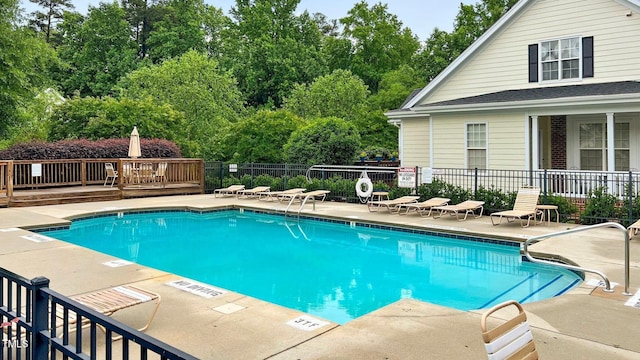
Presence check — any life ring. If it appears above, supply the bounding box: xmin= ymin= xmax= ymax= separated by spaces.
xmin=356 ymin=177 xmax=373 ymax=198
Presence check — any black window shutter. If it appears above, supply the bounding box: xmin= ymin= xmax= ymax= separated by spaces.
xmin=528 ymin=44 xmax=538 ymax=83
xmin=583 ymin=36 xmax=594 ymax=78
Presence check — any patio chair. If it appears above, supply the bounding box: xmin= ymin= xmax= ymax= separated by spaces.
xmin=367 ymin=196 xmax=420 ymax=213
xmin=490 ymin=186 xmax=541 ymax=228
xmin=432 ymin=200 xmax=485 ymax=221
xmin=104 ymin=163 xmax=118 ymax=187
xmin=480 ymin=300 xmax=539 ymax=360
xmin=628 ymin=219 xmax=640 ymax=238
xmin=280 ymin=189 xmax=330 ymax=203
xmin=237 ymin=186 xmax=271 ymax=199
xmin=396 ymin=197 xmax=451 ymax=217
xmin=154 ymin=162 xmax=168 ymax=186
xmin=213 ymin=184 xmax=245 ymax=197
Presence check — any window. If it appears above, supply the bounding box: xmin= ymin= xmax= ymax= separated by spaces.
xmin=466 ymin=123 xmax=487 ymax=170
xmin=529 ymin=36 xmax=593 ymax=83
xmin=579 ymin=123 xmax=629 ymax=171
xmin=541 ymin=37 xmax=580 ymax=81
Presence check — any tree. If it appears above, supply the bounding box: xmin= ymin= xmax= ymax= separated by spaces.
xmin=226 ymin=0 xmax=327 ymax=108
xmin=284 ymin=117 xmax=360 ymax=165
xmin=28 ymin=0 xmax=74 ymax=43
xmin=225 ymin=110 xmax=304 ymax=163
xmin=146 ymin=0 xmax=207 ymax=63
xmin=0 ymin=0 xmax=55 ymax=138
xmin=337 ymin=1 xmax=419 ymax=92
xmin=283 ymin=69 xmax=369 ymax=122
xmin=369 ymin=65 xmax=424 ymax=111
xmin=48 ymin=96 xmax=188 ymax=145
xmin=117 ymin=50 xmax=245 ymax=159
xmin=56 ymin=2 xmax=139 ymax=97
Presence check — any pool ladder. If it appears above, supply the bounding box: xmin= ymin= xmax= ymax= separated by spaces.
xmin=523 ymin=222 xmax=632 ymax=295
xmin=283 ymin=193 xmax=324 ymax=218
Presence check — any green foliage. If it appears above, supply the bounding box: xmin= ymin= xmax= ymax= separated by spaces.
xmin=55 ymin=3 xmax=139 ymax=97
xmin=48 ymin=96 xmax=190 ymax=152
xmin=283 ymin=69 xmax=370 ymax=121
xmin=226 ymin=110 xmax=305 ymax=163
xmin=146 ymin=0 xmax=206 ymax=63
xmin=417 ymin=180 xmax=471 ymax=204
xmin=581 ymin=187 xmax=622 ymax=225
xmin=1 ymin=0 xmax=56 ymax=137
xmin=542 ymin=194 xmax=578 ymax=223
xmin=338 ymin=1 xmax=420 ymax=92
xmin=476 ymin=186 xmax=512 ymax=213
xmin=284 ymin=117 xmax=361 ymax=165
xmin=369 ymin=65 xmax=424 ymax=111
xmin=226 ymin=0 xmax=327 ymax=108
xmin=117 ymin=50 xmax=245 ymax=159
xmin=354 ymin=110 xmax=398 ymax=151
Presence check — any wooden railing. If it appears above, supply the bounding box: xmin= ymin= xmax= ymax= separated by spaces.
xmin=3 ymin=158 xmax=204 ymax=192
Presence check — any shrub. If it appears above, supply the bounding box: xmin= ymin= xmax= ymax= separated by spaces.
xmin=580 ymin=187 xmax=622 ymax=225
xmin=540 ymin=194 xmax=577 ymax=223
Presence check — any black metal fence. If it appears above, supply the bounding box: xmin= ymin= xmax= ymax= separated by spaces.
xmin=0 ymin=267 xmax=196 ymax=360
xmin=204 ymin=162 xmax=640 ymax=224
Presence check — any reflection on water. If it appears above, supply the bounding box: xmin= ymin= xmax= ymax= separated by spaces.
xmin=43 ymin=210 xmax=581 ymax=324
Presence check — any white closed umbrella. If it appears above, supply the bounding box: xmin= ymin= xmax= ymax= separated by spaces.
xmin=128 ymin=126 xmax=141 ymax=158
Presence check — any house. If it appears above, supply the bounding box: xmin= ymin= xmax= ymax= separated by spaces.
xmin=386 ymin=0 xmax=640 ymax=175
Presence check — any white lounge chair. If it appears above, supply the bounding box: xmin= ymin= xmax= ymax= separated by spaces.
xmin=367 ymin=196 xmax=420 ymax=213
xmin=213 ymin=184 xmax=245 ymax=197
xmin=432 ymin=200 xmax=485 ymax=221
xmin=237 ymin=186 xmax=271 ymax=198
xmin=490 ymin=186 xmax=541 ymax=227
xmin=397 ymin=197 xmax=450 ymax=217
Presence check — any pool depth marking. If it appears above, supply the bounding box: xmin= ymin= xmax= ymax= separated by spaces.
xmin=167 ymin=279 xmax=227 ymax=298
xmin=21 ymin=234 xmax=55 ymax=243
xmin=286 ymin=315 xmax=330 ymax=331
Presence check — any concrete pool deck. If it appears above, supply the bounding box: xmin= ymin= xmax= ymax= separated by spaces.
xmin=1 ymin=194 xmax=640 ymax=359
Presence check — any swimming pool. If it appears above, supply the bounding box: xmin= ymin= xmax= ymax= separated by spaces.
xmin=42 ymin=209 xmax=582 ymax=324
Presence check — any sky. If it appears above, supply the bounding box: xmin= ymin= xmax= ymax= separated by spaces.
xmin=19 ymin=0 xmax=475 ymax=41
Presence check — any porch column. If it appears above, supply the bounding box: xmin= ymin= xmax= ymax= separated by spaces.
xmin=606 ymin=112 xmax=615 ymax=173
xmin=531 ymin=115 xmax=539 ymax=171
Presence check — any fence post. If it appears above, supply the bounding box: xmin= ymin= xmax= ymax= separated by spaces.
xmin=31 ymin=276 xmax=50 ymax=359
xmin=629 ymin=171 xmax=634 ymax=225
xmin=474 ymin=168 xmax=478 ymax=199
xmin=250 ymin=163 xmax=254 ymax=188
xmin=284 ymin=163 xmax=288 ymax=189
xmin=218 ymin=163 xmax=224 ymax=189
xmin=543 ymin=169 xmax=548 ymax=204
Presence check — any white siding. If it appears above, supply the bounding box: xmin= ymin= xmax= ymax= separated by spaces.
xmin=401 ymin=117 xmax=430 ymax=167
xmin=421 ymin=0 xmax=640 ymax=104
xmin=431 ymin=112 xmax=527 ymax=169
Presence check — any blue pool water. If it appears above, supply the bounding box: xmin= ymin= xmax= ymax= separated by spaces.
xmin=42 ymin=210 xmax=582 ymax=324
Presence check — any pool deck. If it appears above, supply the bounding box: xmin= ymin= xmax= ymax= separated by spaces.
xmin=2 ymin=194 xmax=640 ymax=359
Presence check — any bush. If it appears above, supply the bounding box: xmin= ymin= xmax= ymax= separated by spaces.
xmin=580 ymin=187 xmax=622 ymax=225
xmin=0 ymin=138 xmax=181 ymax=160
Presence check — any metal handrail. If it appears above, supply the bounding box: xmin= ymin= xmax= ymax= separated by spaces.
xmin=523 ymin=222 xmax=631 ymax=295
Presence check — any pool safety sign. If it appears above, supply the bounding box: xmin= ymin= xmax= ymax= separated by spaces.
xmin=398 ymin=167 xmax=416 ymax=188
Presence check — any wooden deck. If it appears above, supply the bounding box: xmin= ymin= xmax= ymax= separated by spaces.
xmin=6 ymin=184 xmax=203 ymax=207
xmin=0 ymin=158 xmax=205 ymax=207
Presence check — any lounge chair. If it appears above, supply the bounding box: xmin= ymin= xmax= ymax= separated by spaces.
xmin=154 ymin=162 xmax=168 ymax=186
xmin=213 ymin=184 xmax=245 ymax=197
xmin=104 ymin=163 xmax=118 ymax=187
xmin=397 ymin=197 xmax=451 ymax=217
xmin=432 ymin=200 xmax=485 ymax=221
xmin=280 ymin=189 xmax=330 ymax=203
xmin=258 ymin=188 xmax=306 ymax=202
xmin=51 ymin=285 xmax=161 ymax=341
xmin=490 ymin=186 xmax=541 ymax=227
xmin=367 ymin=196 xmax=420 ymax=213
xmin=237 ymin=186 xmax=271 ymax=198
xmin=480 ymin=300 xmax=538 ymax=360
xmin=628 ymin=219 xmax=640 ymax=238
